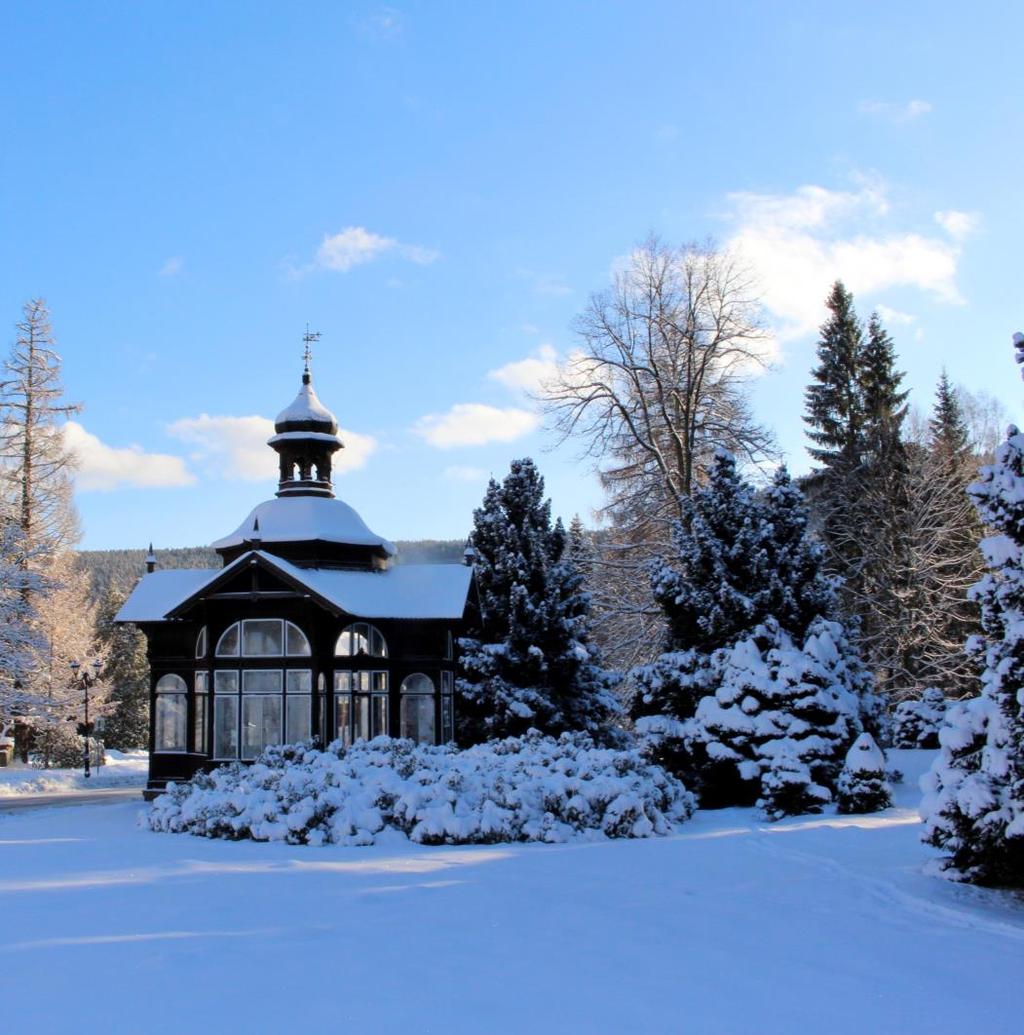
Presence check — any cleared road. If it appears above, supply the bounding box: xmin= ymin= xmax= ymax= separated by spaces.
xmin=0 ymin=787 xmax=143 ymax=812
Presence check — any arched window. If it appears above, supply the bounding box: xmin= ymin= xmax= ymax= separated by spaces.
xmin=196 ymin=626 xmax=208 ymax=659
xmin=400 ymin=673 xmax=436 ymax=744
xmin=215 ymin=620 xmax=311 ymax=658
xmin=335 ymin=622 xmax=388 ymax=658
xmin=154 ymin=674 xmax=187 ymax=752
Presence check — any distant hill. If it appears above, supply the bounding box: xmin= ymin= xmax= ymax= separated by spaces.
xmin=79 ymin=539 xmax=467 ymax=601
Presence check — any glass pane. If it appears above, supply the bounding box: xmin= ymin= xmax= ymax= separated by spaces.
xmin=372 ymin=695 xmax=388 ymax=737
xmin=243 ymin=670 xmax=282 ymax=694
xmin=214 ymin=696 xmax=239 ymax=758
xmin=196 ymin=627 xmax=208 ymax=659
xmin=194 ymin=694 xmax=208 ymax=753
xmin=371 ymin=671 xmax=388 ymax=693
xmin=286 ymin=670 xmax=312 ymax=693
xmin=335 ymin=695 xmax=351 ymax=747
xmin=400 ymin=695 xmax=435 ymax=744
xmin=156 ymin=673 xmax=187 ymax=694
xmin=401 ymin=673 xmax=434 ymax=694
xmin=242 ymin=620 xmax=283 ymax=657
xmin=371 ymin=627 xmax=388 ymax=658
xmin=334 ymin=629 xmax=352 ymax=656
xmin=241 ymin=695 xmax=282 ymax=759
xmin=195 ymin=670 xmax=209 ymax=693
xmin=214 ymin=670 xmax=239 ymax=694
xmin=286 ymin=622 xmax=311 ymax=657
xmin=155 ymin=694 xmax=186 ymax=751
xmin=442 ymin=693 xmax=453 ymax=743
xmin=354 ymin=695 xmax=370 ymax=742
xmin=445 ymin=631 xmax=453 ymax=660
xmin=334 ymin=671 xmax=352 ymax=693
xmin=441 ymin=670 xmax=453 ymax=694
xmin=286 ymin=695 xmax=312 ymax=742
xmin=216 ymin=623 xmax=240 ymax=657
xmin=352 ymin=625 xmax=370 ymax=655
xmin=318 ymin=693 xmax=326 ymax=743
xmin=355 ymin=671 xmax=370 ymax=693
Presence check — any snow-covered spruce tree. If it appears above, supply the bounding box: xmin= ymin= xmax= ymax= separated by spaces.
xmin=633 ymin=455 xmax=869 ymax=809
xmin=457 ymin=459 xmax=617 ymax=743
xmin=893 ymin=688 xmax=948 ymax=749
xmin=922 ymin=337 xmax=1024 ymax=884
xmin=836 ymin=733 xmax=892 ymax=814
xmin=757 ymin=740 xmax=832 ymax=822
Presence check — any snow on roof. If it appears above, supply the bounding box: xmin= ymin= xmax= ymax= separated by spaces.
xmin=211 ymin=496 xmax=396 ymax=556
xmin=115 ymin=568 xmax=220 ymax=623
xmin=267 ymin=430 xmax=342 ymax=447
xmin=275 ymin=380 xmax=338 ymax=429
xmin=114 ymin=551 xmax=473 ymax=623
xmin=265 ymin=553 xmax=474 ymax=619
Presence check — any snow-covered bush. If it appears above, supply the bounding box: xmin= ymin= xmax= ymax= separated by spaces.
xmin=691 ymin=617 xmax=863 ymax=812
xmin=145 ymin=731 xmax=695 ymax=846
xmin=893 ymin=688 xmax=948 ymax=749
xmin=836 ymin=733 xmax=892 ymax=814
xmin=757 ymin=743 xmax=831 ymax=822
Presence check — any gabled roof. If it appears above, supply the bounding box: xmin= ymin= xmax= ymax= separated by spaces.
xmin=114 ymin=550 xmax=474 ymax=624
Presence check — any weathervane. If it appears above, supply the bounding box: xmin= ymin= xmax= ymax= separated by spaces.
xmin=302 ymin=324 xmax=321 ymax=381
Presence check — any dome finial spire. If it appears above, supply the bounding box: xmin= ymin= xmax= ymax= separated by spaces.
xmin=302 ymin=324 xmax=320 ymax=385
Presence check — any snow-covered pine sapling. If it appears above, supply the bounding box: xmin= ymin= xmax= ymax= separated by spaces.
xmin=836 ymin=733 xmax=892 ymax=814
xmin=757 ymin=741 xmax=831 ymax=822
xmin=893 ymin=688 xmax=948 ymax=749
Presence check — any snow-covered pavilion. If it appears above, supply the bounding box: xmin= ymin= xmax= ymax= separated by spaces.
xmin=117 ymin=353 xmax=477 ymax=796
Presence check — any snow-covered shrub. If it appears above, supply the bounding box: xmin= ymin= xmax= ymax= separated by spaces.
xmin=691 ymin=617 xmax=863 ymax=812
xmin=757 ymin=742 xmax=831 ymax=821
xmin=145 ymin=731 xmax=695 ymax=846
xmin=836 ymin=733 xmax=892 ymax=814
xmin=893 ymin=688 xmax=948 ymax=749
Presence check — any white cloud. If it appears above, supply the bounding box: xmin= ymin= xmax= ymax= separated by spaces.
xmin=159 ymin=256 xmax=183 ymax=277
xmin=311 ymin=226 xmax=440 ymax=274
xmin=724 ymin=181 xmax=966 ymax=340
xmin=488 ymin=344 xmax=559 ymax=394
xmin=875 ymin=304 xmax=916 ymax=326
xmin=167 ymin=415 xmax=376 ymax=480
xmin=858 ymin=98 xmax=932 ymax=121
xmin=443 ymin=465 xmax=488 ymax=482
xmin=414 ymin=404 xmax=539 ymax=448
xmin=934 ymin=209 xmax=980 ymax=241
xmin=63 ymin=421 xmax=195 ymax=492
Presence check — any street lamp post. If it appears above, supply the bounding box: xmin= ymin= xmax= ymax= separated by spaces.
xmin=69 ymin=659 xmax=103 ymax=779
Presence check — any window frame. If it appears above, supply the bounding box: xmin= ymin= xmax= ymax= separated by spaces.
xmin=154 ymin=674 xmax=188 ymax=753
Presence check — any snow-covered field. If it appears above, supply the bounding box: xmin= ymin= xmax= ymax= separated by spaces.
xmin=0 ymin=750 xmax=148 ymax=796
xmin=0 ymin=750 xmax=1020 ymax=1034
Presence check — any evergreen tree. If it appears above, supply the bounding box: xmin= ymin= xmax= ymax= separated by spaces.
xmin=693 ymin=616 xmax=866 ymax=810
xmin=922 ymin=337 xmax=1024 ymax=886
xmin=836 ymin=733 xmax=892 ymax=814
xmin=930 ymin=371 xmax=971 ymax=463
xmin=457 ymin=459 xmax=617 ymax=742
xmin=633 ymin=454 xmax=843 ymax=723
xmin=96 ymin=584 xmax=150 ymax=749
xmin=893 ymin=688 xmax=948 ymax=749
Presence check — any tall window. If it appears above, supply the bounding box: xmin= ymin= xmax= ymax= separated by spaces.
xmin=334 ymin=670 xmax=388 ymax=746
xmin=335 ymin=622 xmax=388 ymax=658
xmin=441 ymin=670 xmax=455 ymax=743
xmin=196 ymin=626 xmax=208 ymax=659
xmin=154 ymin=674 xmax=187 ymax=752
xmin=194 ymin=671 xmax=208 ymax=753
xmin=400 ymin=673 xmax=436 ymax=744
xmin=215 ymin=620 xmax=311 ymax=658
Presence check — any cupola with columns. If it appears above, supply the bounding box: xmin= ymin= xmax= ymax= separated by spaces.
xmin=268 ymin=332 xmax=343 ymax=498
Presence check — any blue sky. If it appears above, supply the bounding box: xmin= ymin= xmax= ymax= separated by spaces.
xmin=0 ymin=1 xmax=1020 ymax=550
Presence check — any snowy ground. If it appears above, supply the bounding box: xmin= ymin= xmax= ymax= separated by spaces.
xmin=0 ymin=750 xmax=148 ymax=796
xmin=0 ymin=750 xmax=1020 ymax=1034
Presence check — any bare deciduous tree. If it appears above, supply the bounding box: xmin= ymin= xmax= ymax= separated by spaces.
xmin=539 ymin=238 xmax=776 ymax=669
